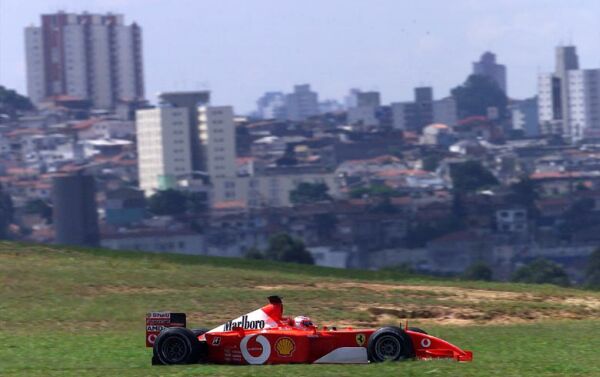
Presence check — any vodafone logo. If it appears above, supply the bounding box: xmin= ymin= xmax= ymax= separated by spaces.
xmin=240 ymin=334 xmax=271 ymax=364
xmin=421 ymin=338 xmax=431 ymax=348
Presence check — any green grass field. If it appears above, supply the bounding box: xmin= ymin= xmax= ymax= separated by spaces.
xmin=1 ymin=241 xmax=599 ymax=376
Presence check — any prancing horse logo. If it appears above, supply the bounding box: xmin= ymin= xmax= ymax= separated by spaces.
xmin=356 ymin=333 xmax=366 ymax=346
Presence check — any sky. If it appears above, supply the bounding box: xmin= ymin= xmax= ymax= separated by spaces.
xmin=0 ymin=0 xmax=599 ymax=113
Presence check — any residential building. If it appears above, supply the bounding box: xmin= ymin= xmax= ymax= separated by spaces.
xmin=25 ymin=11 xmax=144 ymax=109
xmin=347 ymin=91 xmax=381 ymax=127
xmin=391 ymin=87 xmax=434 ymax=132
xmin=510 ymin=97 xmax=539 ymax=137
xmin=285 ymin=84 xmax=319 ymax=121
xmin=432 ymin=96 xmax=458 ymax=126
xmin=538 ymin=45 xmax=600 ymax=142
xmin=212 ymin=168 xmax=338 ymax=207
xmin=567 ymin=69 xmax=600 ymax=140
xmin=420 ymin=124 xmax=455 ymax=146
xmin=136 ymin=106 xmax=193 ymax=194
xmin=347 ymin=106 xmax=379 ymax=127
xmin=198 ymin=106 xmax=237 ymax=179
xmin=472 ymin=51 xmax=507 ymax=93
xmin=101 ymin=230 xmax=204 ymax=255
xmin=136 ymin=91 xmax=237 ymax=194
xmin=256 ymin=91 xmax=285 ymax=119
xmin=356 ymin=91 xmax=381 ymax=107
xmin=157 ymin=91 xmax=210 ymax=172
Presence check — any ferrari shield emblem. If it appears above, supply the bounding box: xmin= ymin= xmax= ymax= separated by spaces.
xmin=355 ymin=333 xmax=366 ymax=346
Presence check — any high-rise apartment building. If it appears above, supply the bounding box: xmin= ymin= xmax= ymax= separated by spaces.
xmin=136 ymin=91 xmax=238 ymax=194
xmin=285 ymin=84 xmax=319 ymax=121
xmin=198 ymin=106 xmax=237 ymax=179
xmin=137 ymin=106 xmax=193 ymax=194
xmin=391 ymin=87 xmax=434 ymax=132
xmin=25 ymin=11 xmax=144 ymax=109
xmin=473 ymin=51 xmax=507 ymax=93
xmin=346 ymin=90 xmax=382 ymax=127
xmin=538 ymin=46 xmax=600 ymax=141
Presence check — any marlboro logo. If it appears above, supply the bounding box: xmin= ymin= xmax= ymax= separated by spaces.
xmin=223 ymin=315 xmax=265 ymax=331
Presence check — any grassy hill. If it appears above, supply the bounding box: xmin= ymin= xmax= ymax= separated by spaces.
xmin=1 ymin=241 xmax=599 ymax=376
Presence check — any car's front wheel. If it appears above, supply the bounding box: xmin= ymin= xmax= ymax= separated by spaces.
xmin=367 ymin=326 xmax=414 ymax=362
xmin=154 ymin=327 xmax=203 ymax=365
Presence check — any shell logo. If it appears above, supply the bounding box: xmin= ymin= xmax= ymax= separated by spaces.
xmin=275 ymin=337 xmax=295 ymax=357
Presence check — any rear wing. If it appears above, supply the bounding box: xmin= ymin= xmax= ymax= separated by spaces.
xmin=145 ymin=312 xmax=186 ymax=347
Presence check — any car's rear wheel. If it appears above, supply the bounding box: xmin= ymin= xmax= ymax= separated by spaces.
xmin=367 ymin=326 xmax=414 ymax=362
xmin=154 ymin=327 xmax=202 ymax=365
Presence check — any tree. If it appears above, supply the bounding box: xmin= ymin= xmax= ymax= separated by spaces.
xmin=462 ymin=262 xmax=493 ymax=281
xmin=511 ymin=258 xmax=570 ymax=287
xmin=265 ymin=233 xmax=314 ymax=264
xmin=244 ymin=247 xmax=265 ymax=260
xmin=23 ymin=199 xmax=53 ymax=223
xmin=147 ymin=189 xmax=187 ymax=215
xmin=422 ymin=155 xmax=441 ymax=172
xmin=0 ymin=85 xmax=34 ymax=119
xmin=290 ymin=182 xmax=331 ymax=204
xmin=509 ymin=178 xmax=538 ymax=205
xmin=451 ymin=74 xmax=508 ymax=120
xmin=185 ymin=192 xmax=208 ymax=214
xmin=350 ymin=184 xmax=398 ymax=199
xmin=585 ymin=248 xmax=600 ymax=289
xmin=450 ymin=160 xmax=499 ymax=193
xmin=0 ymin=184 xmax=14 ymax=239
xmin=559 ymin=198 xmax=596 ymax=241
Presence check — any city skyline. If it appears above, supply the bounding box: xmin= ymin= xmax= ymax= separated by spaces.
xmin=1 ymin=0 xmax=599 ymax=113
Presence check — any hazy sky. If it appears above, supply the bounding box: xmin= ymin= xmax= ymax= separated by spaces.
xmin=1 ymin=0 xmax=599 ymax=113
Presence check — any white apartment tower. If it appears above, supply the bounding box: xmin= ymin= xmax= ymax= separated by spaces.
xmin=198 ymin=106 xmax=237 ymax=179
xmin=25 ymin=12 xmax=144 ymax=109
xmin=137 ymin=107 xmax=192 ymax=194
xmin=538 ymin=46 xmax=600 ymax=141
xmin=136 ymin=92 xmax=238 ymax=194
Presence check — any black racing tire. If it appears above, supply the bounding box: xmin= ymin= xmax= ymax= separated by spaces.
xmin=154 ymin=327 xmax=202 ymax=365
xmin=367 ymin=326 xmax=414 ymax=362
xmin=408 ymin=327 xmax=428 ymax=334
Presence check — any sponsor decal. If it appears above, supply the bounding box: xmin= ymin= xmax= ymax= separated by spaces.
xmin=275 ymin=337 xmax=295 ymax=357
xmin=421 ymin=338 xmax=431 ymax=348
xmin=223 ymin=315 xmax=266 ymax=331
xmin=212 ymin=337 xmax=221 ymax=346
xmin=240 ymin=334 xmax=271 ymax=364
xmin=147 ymin=312 xmax=171 ymax=319
xmin=147 ymin=333 xmax=157 ymax=345
xmin=355 ymin=333 xmax=366 ymax=346
xmin=146 ymin=325 xmax=165 ymax=331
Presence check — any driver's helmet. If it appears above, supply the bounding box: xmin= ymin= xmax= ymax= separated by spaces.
xmin=293 ymin=316 xmax=314 ymax=328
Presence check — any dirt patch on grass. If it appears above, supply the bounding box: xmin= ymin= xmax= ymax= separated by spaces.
xmin=257 ymin=281 xmax=600 ymax=325
xmin=255 ymin=281 xmax=600 ymax=325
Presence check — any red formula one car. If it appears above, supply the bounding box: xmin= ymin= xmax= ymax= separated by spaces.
xmin=146 ymin=296 xmax=472 ymax=365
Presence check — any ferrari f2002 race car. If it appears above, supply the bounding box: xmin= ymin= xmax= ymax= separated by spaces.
xmin=146 ymin=296 xmax=473 ymax=365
